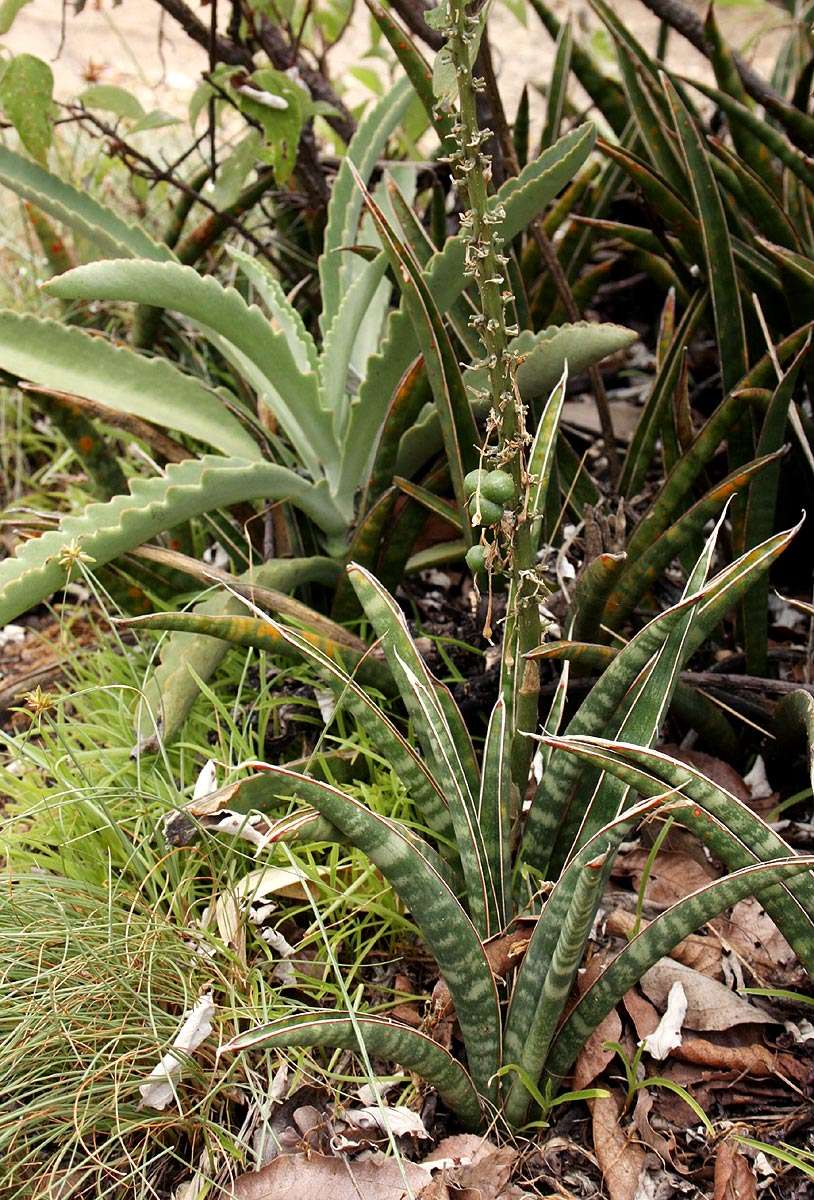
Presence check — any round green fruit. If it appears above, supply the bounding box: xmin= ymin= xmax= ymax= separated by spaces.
xmin=481 ymin=469 xmax=516 ymax=504
xmin=468 ymin=495 xmax=503 ymax=525
xmin=465 ymin=544 xmax=487 ymax=574
xmin=463 ymin=468 xmax=488 ymax=497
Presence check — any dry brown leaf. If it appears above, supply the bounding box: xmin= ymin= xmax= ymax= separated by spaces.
xmin=713 ymin=898 xmax=803 ymax=988
xmin=640 ymin=960 xmax=775 ymax=1031
xmin=591 ymin=1090 xmax=647 ymax=1200
xmin=574 ymin=1007 xmax=622 ymax=1091
xmin=230 ymin=1150 xmax=432 ymax=1199
xmin=667 ymin=1028 xmax=809 ymax=1082
xmin=660 ymin=746 xmax=752 ymax=803
xmin=606 ymin=908 xmax=722 ymax=978
xmin=631 ymin=1089 xmax=679 ymax=1170
xmin=714 ymin=1140 xmax=757 ymax=1200
xmin=613 ymin=849 xmax=718 ymax=910
xmin=624 ymin=985 xmax=808 ymax=1084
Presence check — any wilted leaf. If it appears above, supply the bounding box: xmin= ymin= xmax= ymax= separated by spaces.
xmin=591 ymin=1091 xmax=647 ymax=1200
xmin=231 ymin=1151 xmax=431 ymax=1199
xmin=0 ymin=53 xmax=53 ymax=161
xmin=642 ymin=981 xmax=687 ymax=1060
xmin=640 ymin=960 xmax=775 ymax=1032
xmin=714 ymin=1141 xmax=757 ymax=1200
xmin=139 ymin=993 xmax=215 ymax=1110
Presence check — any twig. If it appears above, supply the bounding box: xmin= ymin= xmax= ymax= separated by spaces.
xmin=68 ymin=104 xmax=282 ymax=265
xmin=639 ymin=0 xmax=793 ymax=113
xmin=681 ymin=671 xmax=814 ymax=699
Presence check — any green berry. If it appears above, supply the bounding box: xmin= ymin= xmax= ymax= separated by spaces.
xmin=481 ymin=469 xmax=516 ymax=505
xmin=465 ymin=544 xmax=487 ymax=574
xmin=463 ymin=468 xmax=488 ymax=497
xmin=468 ymin=495 xmax=503 ymax=525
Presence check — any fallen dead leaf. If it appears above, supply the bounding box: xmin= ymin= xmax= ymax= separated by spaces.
xmin=139 ymin=992 xmax=215 ymax=1111
xmin=591 ymin=1090 xmax=647 ymax=1200
xmin=230 ymin=1150 xmax=431 ymax=1199
xmin=624 ymin=987 xmax=809 ymax=1083
xmin=661 ymin=746 xmax=752 ymax=803
xmin=714 ymin=1140 xmax=757 ymax=1200
xmin=640 ymin=960 xmax=775 ymax=1032
xmin=642 ymin=981 xmax=687 ymax=1060
xmin=606 ymin=908 xmax=722 ymax=978
xmin=713 ymin=898 xmax=803 ymax=988
xmin=613 ymin=850 xmax=717 ymax=910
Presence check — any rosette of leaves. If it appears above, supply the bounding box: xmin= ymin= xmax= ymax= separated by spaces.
xmin=135 ymin=478 xmax=814 ymax=1131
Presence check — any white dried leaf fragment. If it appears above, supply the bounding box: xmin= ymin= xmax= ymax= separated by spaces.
xmin=642 ymin=980 xmax=687 ymax=1060
xmin=139 ymin=993 xmax=216 ymax=1110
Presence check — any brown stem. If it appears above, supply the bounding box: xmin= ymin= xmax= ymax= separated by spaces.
xmin=388 ymin=0 xmax=444 ymax=49
xmin=638 ymin=0 xmax=789 ymax=112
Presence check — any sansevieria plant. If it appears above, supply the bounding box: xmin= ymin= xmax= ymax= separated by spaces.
xmin=130 ymin=0 xmax=814 ymax=1130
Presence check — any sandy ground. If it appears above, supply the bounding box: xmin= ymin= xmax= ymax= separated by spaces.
xmin=3 ymin=0 xmax=786 ymax=121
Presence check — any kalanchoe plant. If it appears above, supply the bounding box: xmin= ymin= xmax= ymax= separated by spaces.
xmin=129 ymin=0 xmax=814 ymax=1132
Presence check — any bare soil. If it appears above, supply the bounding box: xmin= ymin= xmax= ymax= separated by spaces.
xmin=5 ymin=0 xmax=786 ymax=118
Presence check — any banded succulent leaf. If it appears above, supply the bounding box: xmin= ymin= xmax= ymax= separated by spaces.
xmin=605 ymin=450 xmax=784 ymax=633
xmin=504 ymin=852 xmax=608 ymax=1125
xmin=743 ymin=347 xmax=809 ymax=674
xmin=546 ymin=855 xmax=814 ymax=1081
xmin=225 ymin=1012 xmax=482 ymax=1129
xmin=125 ymin=611 xmax=393 ymax=696
xmin=133 ymin=556 xmax=340 ymax=749
xmin=540 ymin=16 xmax=573 ymax=151
xmin=226 ymin=611 xmax=455 ymax=846
xmin=364 ymin=0 xmax=454 ymax=147
xmin=621 ymin=291 xmax=706 ymax=499
xmin=359 ymin=125 xmax=597 ymax=470
xmin=624 ymin=326 xmax=812 ymax=565
xmin=703 ymin=5 xmax=771 ymax=179
xmin=521 ymin=521 xmax=798 ymax=872
xmin=527 ymin=365 xmax=567 ymax=544
xmin=774 ymin=690 xmax=814 ymax=794
xmin=347 ymin=564 xmax=496 ymax=933
xmin=351 ymin=164 xmax=479 ymax=519
xmin=527 ymin=0 xmax=628 ymax=134
xmin=0 ymin=313 xmax=259 ymax=461
xmin=568 ymin=553 xmax=626 ymax=644
xmin=545 ymin=737 xmax=814 ymax=978
xmin=663 ymin=76 xmax=747 ymax=397
xmin=558 ymin=509 xmax=723 ymax=864
xmin=478 ymin=699 xmax=512 ymax=930
xmin=233 ymin=765 xmax=502 ymax=1098
xmin=504 ymin=796 xmax=671 ymax=1107
xmin=163 ymin=774 xmax=341 ymax=849
xmin=0 ymin=456 xmax=343 ymax=628
xmin=681 ymin=76 xmax=814 ymax=194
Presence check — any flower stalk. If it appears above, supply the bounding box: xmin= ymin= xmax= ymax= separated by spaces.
xmin=438 ymin=0 xmax=541 ymax=786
